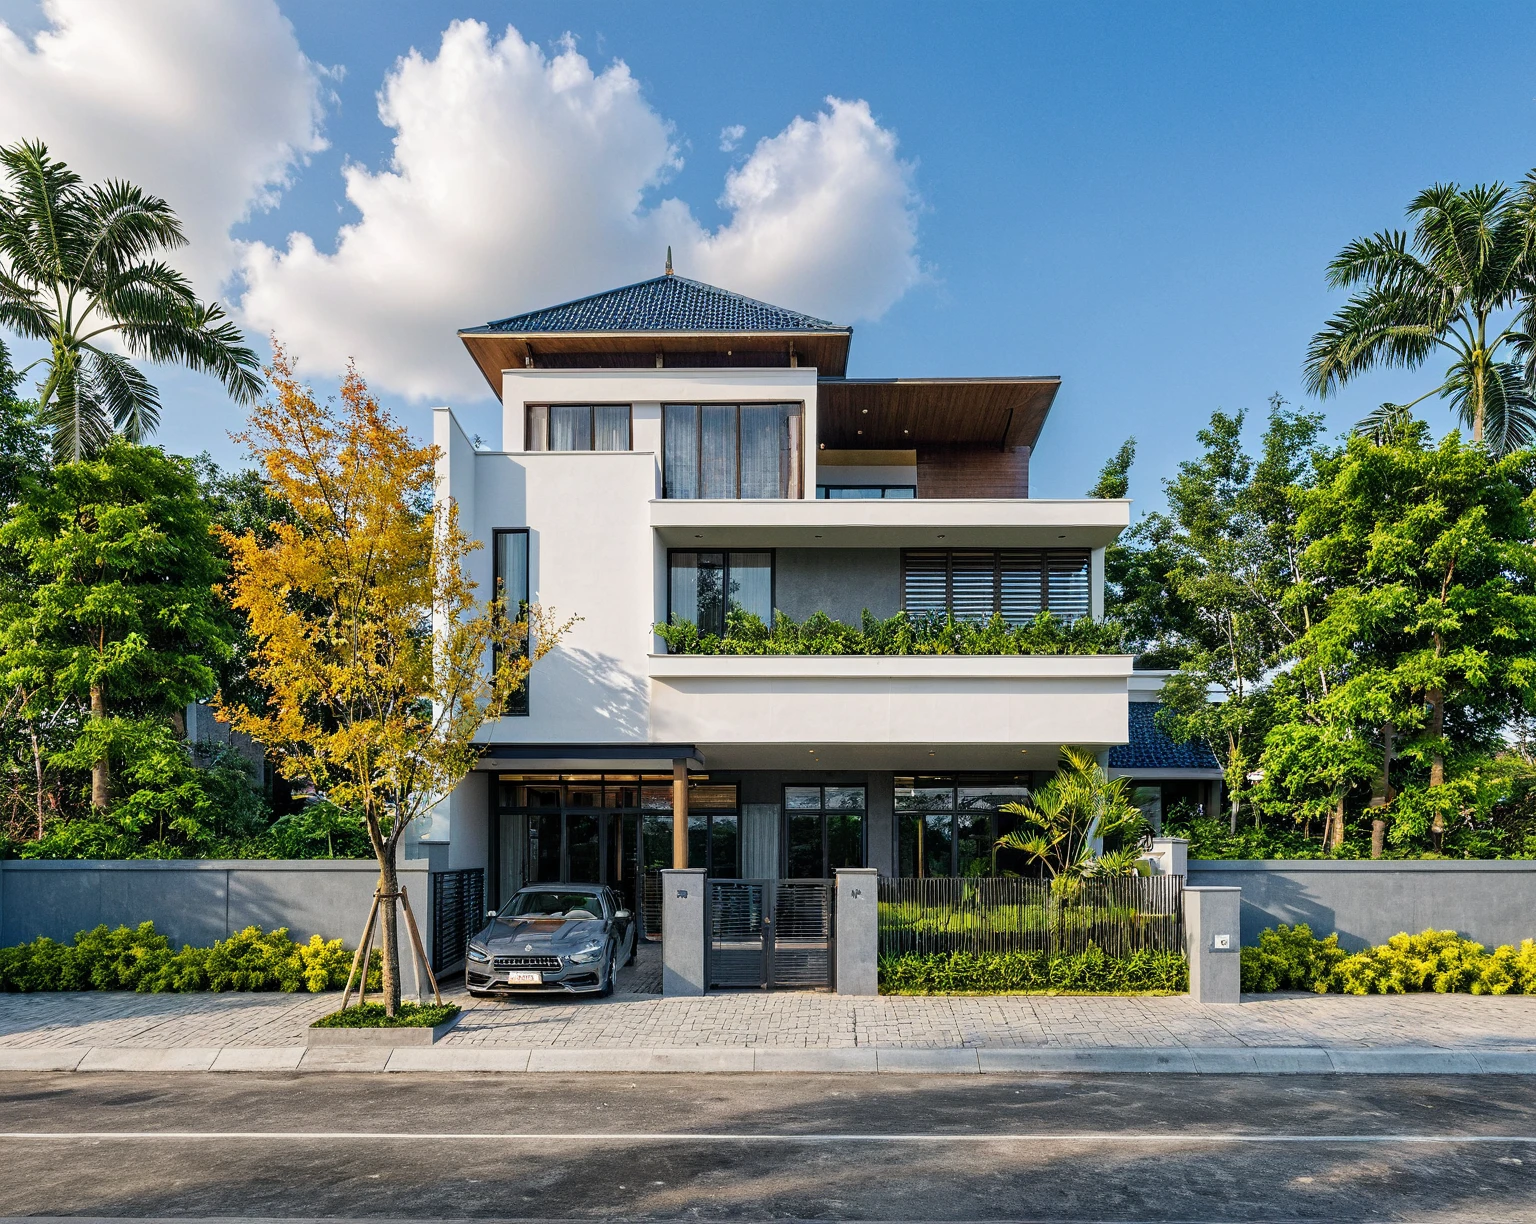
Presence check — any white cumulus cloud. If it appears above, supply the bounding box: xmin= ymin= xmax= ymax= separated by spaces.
xmin=238 ymin=20 xmax=921 ymax=401
xmin=0 ymin=0 xmax=327 ymax=300
xmin=719 ymin=123 xmax=746 ymax=152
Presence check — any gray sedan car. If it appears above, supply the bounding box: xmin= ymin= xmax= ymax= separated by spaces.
xmin=465 ymin=884 xmax=637 ymax=998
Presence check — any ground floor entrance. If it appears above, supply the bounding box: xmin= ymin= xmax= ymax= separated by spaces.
xmin=707 ymin=878 xmax=835 ymax=990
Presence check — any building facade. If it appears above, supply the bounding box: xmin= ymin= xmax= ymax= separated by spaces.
xmin=424 ymin=272 xmax=1139 ymax=915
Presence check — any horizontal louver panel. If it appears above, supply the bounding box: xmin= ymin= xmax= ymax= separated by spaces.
xmin=949 ymin=551 xmax=997 ymax=622
xmin=1046 ymin=553 xmax=1091 ymax=621
xmin=999 ymin=550 xmax=1044 ymax=625
xmin=903 ymin=550 xmax=949 ymax=616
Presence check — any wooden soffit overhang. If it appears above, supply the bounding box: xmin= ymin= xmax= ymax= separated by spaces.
xmin=459 ymin=330 xmax=852 ymax=397
xmin=816 ymin=377 xmax=1061 ymax=450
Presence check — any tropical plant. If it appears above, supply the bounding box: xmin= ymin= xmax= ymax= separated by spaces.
xmin=1088 ymin=437 xmax=1136 ymax=499
xmin=217 ymin=347 xmax=575 ymax=1016
xmin=0 ymin=140 xmax=262 ymax=460
xmin=994 ymin=747 xmax=1147 ymax=881
xmin=1305 ymin=179 xmax=1536 ymax=456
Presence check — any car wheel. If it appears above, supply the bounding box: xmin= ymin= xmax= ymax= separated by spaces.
xmin=624 ymin=930 xmax=637 ymax=966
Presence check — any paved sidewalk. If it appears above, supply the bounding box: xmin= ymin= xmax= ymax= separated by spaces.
xmin=3 ymin=942 xmax=1534 ymax=1073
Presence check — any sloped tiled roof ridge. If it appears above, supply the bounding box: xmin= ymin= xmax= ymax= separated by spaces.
xmin=463 ymin=275 xmax=848 ymax=335
xmin=1107 ymin=702 xmax=1222 ymax=771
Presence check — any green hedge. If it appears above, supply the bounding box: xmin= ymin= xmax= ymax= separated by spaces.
xmin=1241 ymin=924 xmax=1536 ymax=994
xmin=656 ymin=608 xmax=1124 ymax=657
xmin=878 ymin=946 xmax=1188 ymax=994
xmin=0 ymin=922 xmax=380 ymax=994
xmin=312 ymin=1002 xmax=460 ymax=1028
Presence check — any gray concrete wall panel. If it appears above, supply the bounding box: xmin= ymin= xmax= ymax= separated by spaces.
xmin=773 ymin=548 xmax=901 ymax=624
xmin=0 ymin=860 xmax=423 ymax=949
xmin=1187 ymin=860 xmax=1536 ymax=951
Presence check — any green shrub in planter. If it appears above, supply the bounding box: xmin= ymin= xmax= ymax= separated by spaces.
xmin=878 ymin=946 xmax=1187 ymax=994
xmin=312 ymin=1002 xmax=460 ymax=1028
xmin=0 ymin=922 xmax=381 ymax=994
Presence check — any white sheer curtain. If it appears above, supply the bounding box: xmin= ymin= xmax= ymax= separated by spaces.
xmin=663 ymin=405 xmax=698 ymax=497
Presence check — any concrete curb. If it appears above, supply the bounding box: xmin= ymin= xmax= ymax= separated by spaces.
xmin=4 ymin=1044 xmax=1536 ymax=1075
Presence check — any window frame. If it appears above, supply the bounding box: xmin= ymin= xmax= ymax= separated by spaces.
xmin=781 ymin=783 xmax=867 ymax=878
xmin=661 ymin=401 xmax=805 ymax=499
xmin=815 ymin=484 xmax=917 ymax=499
xmin=894 ymin=773 xmax=1037 ymax=877
xmin=492 ymin=528 xmax=531 ymax=716
xmin=525 ymin=403 xmax=633 ymax=452
xmin=665 ymin=548 xmax=776 ymax=637
xmin=899 ymin=548 xmax=1092 ymax=623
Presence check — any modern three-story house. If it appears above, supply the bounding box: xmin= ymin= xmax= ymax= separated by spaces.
xmin=422 ymin=269 xmax=1146 ymax=917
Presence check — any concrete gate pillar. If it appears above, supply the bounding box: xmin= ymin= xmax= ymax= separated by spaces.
xmin=661 ymin=868 xmax=706 ymax=997
xmin=834 ymin=868 xmax=879 ymax=995
xmin=1185 ymin=886 xmax=1241 ymax=1004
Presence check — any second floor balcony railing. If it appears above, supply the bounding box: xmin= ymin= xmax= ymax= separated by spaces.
xmin=654 ymin=608 xmax=1124 ymax=656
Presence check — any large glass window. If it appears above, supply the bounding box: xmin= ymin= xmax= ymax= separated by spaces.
xmin=902 ymin=550 xmax=1091 ymax=624
xmin=662 ymin=403 xmax=803 ymax=499
xmin=783 ymin=784 xmax=865 ymax=878
xmin=896 ymin=775 xmax=1036 ymax=877
xmin=668 ymin=550 xmax=773 ymax=636
xmin=526 ymin=404 xmax=632 ymax=452
xmin=493 ymin=529 xmax=530 ymax=716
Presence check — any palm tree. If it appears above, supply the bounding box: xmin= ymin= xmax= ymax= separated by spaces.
xmin=0 ymin=140 xmax=262 ymax=461
xmin=994 ymin=747 xmax=1147 ymax=883
xmin=1305 ymin=181 xmax=1536 ymax=456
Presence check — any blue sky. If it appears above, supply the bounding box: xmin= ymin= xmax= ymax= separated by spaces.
xmin=3 ymin=2 xmax=1535 ymax=506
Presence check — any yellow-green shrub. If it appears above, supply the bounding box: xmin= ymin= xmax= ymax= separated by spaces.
xmin=1242 ymin=924 xmax=1536 ymax=995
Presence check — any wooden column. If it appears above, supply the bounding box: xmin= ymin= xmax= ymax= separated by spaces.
xmin=672 ymin=758 xmax=689 ymax=869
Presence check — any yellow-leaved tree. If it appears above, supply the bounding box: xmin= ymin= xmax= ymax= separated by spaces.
xmin=218 ymin=345 xmax=572 ymax=1014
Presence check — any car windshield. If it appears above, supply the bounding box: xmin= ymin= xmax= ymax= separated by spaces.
xmin=504 ymin=891 xmax=603 ymax=920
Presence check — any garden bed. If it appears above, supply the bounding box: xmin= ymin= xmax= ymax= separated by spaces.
xmin=307 ymin=1001 xmax=462 ymax=1045
xmin=879 ymin=948 xmax=1188 ymax=995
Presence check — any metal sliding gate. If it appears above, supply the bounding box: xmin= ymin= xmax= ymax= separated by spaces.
xmin=708 ymin=879 xmax=834 ymax=990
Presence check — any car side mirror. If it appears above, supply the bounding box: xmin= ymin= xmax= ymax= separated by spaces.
xmin=615 ymin=909 xmax=632 ymax=921
xmin=485 ymin=909 xmax=498 ymax=919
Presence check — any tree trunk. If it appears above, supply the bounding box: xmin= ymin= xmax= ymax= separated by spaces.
xmin=1428 ymin=688 xmax=1446 ymax=850
xmin=1229 ymin=787 xmax=1239 ymax=835
xmin=379 ymin=856 xmax=402 ymax=1017
xmin=29 ymin=721 xmax=44 ymax=840
xmin=1328 ymin=797 xmax=1345 ymax=851
xmin=1368 ymin=722 xmax=1394 ymax=860
xmin=89 ymin=683 xmax=109 ymax=811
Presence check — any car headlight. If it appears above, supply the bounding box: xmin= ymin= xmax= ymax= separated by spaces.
xmin=568 ymin=941 xmax=605 ymax=964
xmin=467 ymin=943 xmax=490 ymax=963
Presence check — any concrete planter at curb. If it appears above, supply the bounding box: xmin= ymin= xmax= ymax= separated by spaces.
xmin=306 ymin=1010 xmax=463 ymax=1046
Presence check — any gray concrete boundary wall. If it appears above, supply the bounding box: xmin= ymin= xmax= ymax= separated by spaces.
xmin=0 ymin=860 xmax=427 ymax=950
xmin=1187 ymin=860 xmax=1536 ymax=952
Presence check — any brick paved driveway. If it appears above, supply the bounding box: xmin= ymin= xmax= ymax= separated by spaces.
xmin=1 ymin=938 xmax=1533 ymax=1052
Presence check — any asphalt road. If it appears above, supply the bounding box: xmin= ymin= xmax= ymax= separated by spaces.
xmin=1 ymin=1071 xmax=1534 ymax=1222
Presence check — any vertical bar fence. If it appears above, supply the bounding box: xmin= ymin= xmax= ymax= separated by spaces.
xmin=430 ymin=867 xmax=485 ymax=971
xmin=877 ymin=875 xmax=1183 ymax=960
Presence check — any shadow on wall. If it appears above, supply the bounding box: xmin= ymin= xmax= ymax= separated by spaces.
xmin=1231 ymin=872 xmax=1341 ymax=949
xmin=557 ymin=648 xmax=649 ymax=741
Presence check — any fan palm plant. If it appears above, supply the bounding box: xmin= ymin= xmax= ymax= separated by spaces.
xmin=994 ymin=746 xmax=1147 ymax=883
xmin=0 ymin=140 xmax=262 ymax=461
xmin=1305 ymin=180 xmax=1536 ymax=456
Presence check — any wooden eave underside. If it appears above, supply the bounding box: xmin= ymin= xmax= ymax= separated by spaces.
xmin=816 ymin=377 xmax=1060 ymax=450
xmin=459 ymin=330 xmax=852 ymax=395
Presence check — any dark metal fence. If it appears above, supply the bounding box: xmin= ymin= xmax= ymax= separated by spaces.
xmin=430 ymin=868 xmax=485 ymax=970
xmin=878 ymin=875 xmax=1183 ymax=959
xmin=641 ymin=871 xmax=663 ymax=940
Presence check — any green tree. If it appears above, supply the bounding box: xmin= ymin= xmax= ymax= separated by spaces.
xmin=1153 ymin=401 xmax=1324 ymax=829
xmin=1291 ymin=425 xmax=1536 ymax=849
xmin=994 ymin=747 xmax=1147 ymax=881
xmin=0 ymin=140 xmax=262 ymax=460
xmin=1088 ymin=437 xmax=1136 ymax=499
xmin=1305 ymin=180 xmax=1536 ymax=455
xmin=0 ymin=441 xmax=232 ymax=810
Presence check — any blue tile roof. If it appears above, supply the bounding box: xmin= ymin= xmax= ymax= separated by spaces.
xmin=461 ymin=275 xmax=847 ymax=335
xmin=1108 ymin=702 xmax=1221 ymax=771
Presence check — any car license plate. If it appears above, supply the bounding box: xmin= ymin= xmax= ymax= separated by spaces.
xmin=507 ymin=971 xmax=543 ymax=985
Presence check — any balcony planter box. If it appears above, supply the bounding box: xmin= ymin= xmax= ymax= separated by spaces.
xmin=306 ymin=1007 xmax=463 ymax=1046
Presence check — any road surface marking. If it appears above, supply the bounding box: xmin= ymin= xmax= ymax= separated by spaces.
xmin=3 ymin=1130 xmax=1535 ymax=1144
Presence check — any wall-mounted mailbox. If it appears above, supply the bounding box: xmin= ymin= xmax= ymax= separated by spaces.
xmin=1213 ymin=933 xmax=1232 ymax=950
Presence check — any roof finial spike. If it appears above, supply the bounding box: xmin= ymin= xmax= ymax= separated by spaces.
xmin=665 ymin=245 xmax=673 ymax=276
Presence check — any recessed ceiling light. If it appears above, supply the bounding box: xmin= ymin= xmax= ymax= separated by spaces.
xmin=903 ymin=429 xmax=909 ymax=434
xmin=862 ymin=408 xmax=868 ymax=414
xmin=857 ymin=429 xmax=863 ymax=435
xmin=694 ymin=534 xmax=703 ymax=539
xmin=936 ymin=534 xmax=945 ymax=539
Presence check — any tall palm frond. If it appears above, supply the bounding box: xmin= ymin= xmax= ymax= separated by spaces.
xmin=0 ymin=139 xmax=263 ymax=461
xmin=1305 ymin=180 xmax=1536 ymax=456
xmin=1354 ymin=403 xmax=1418 ymax=446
